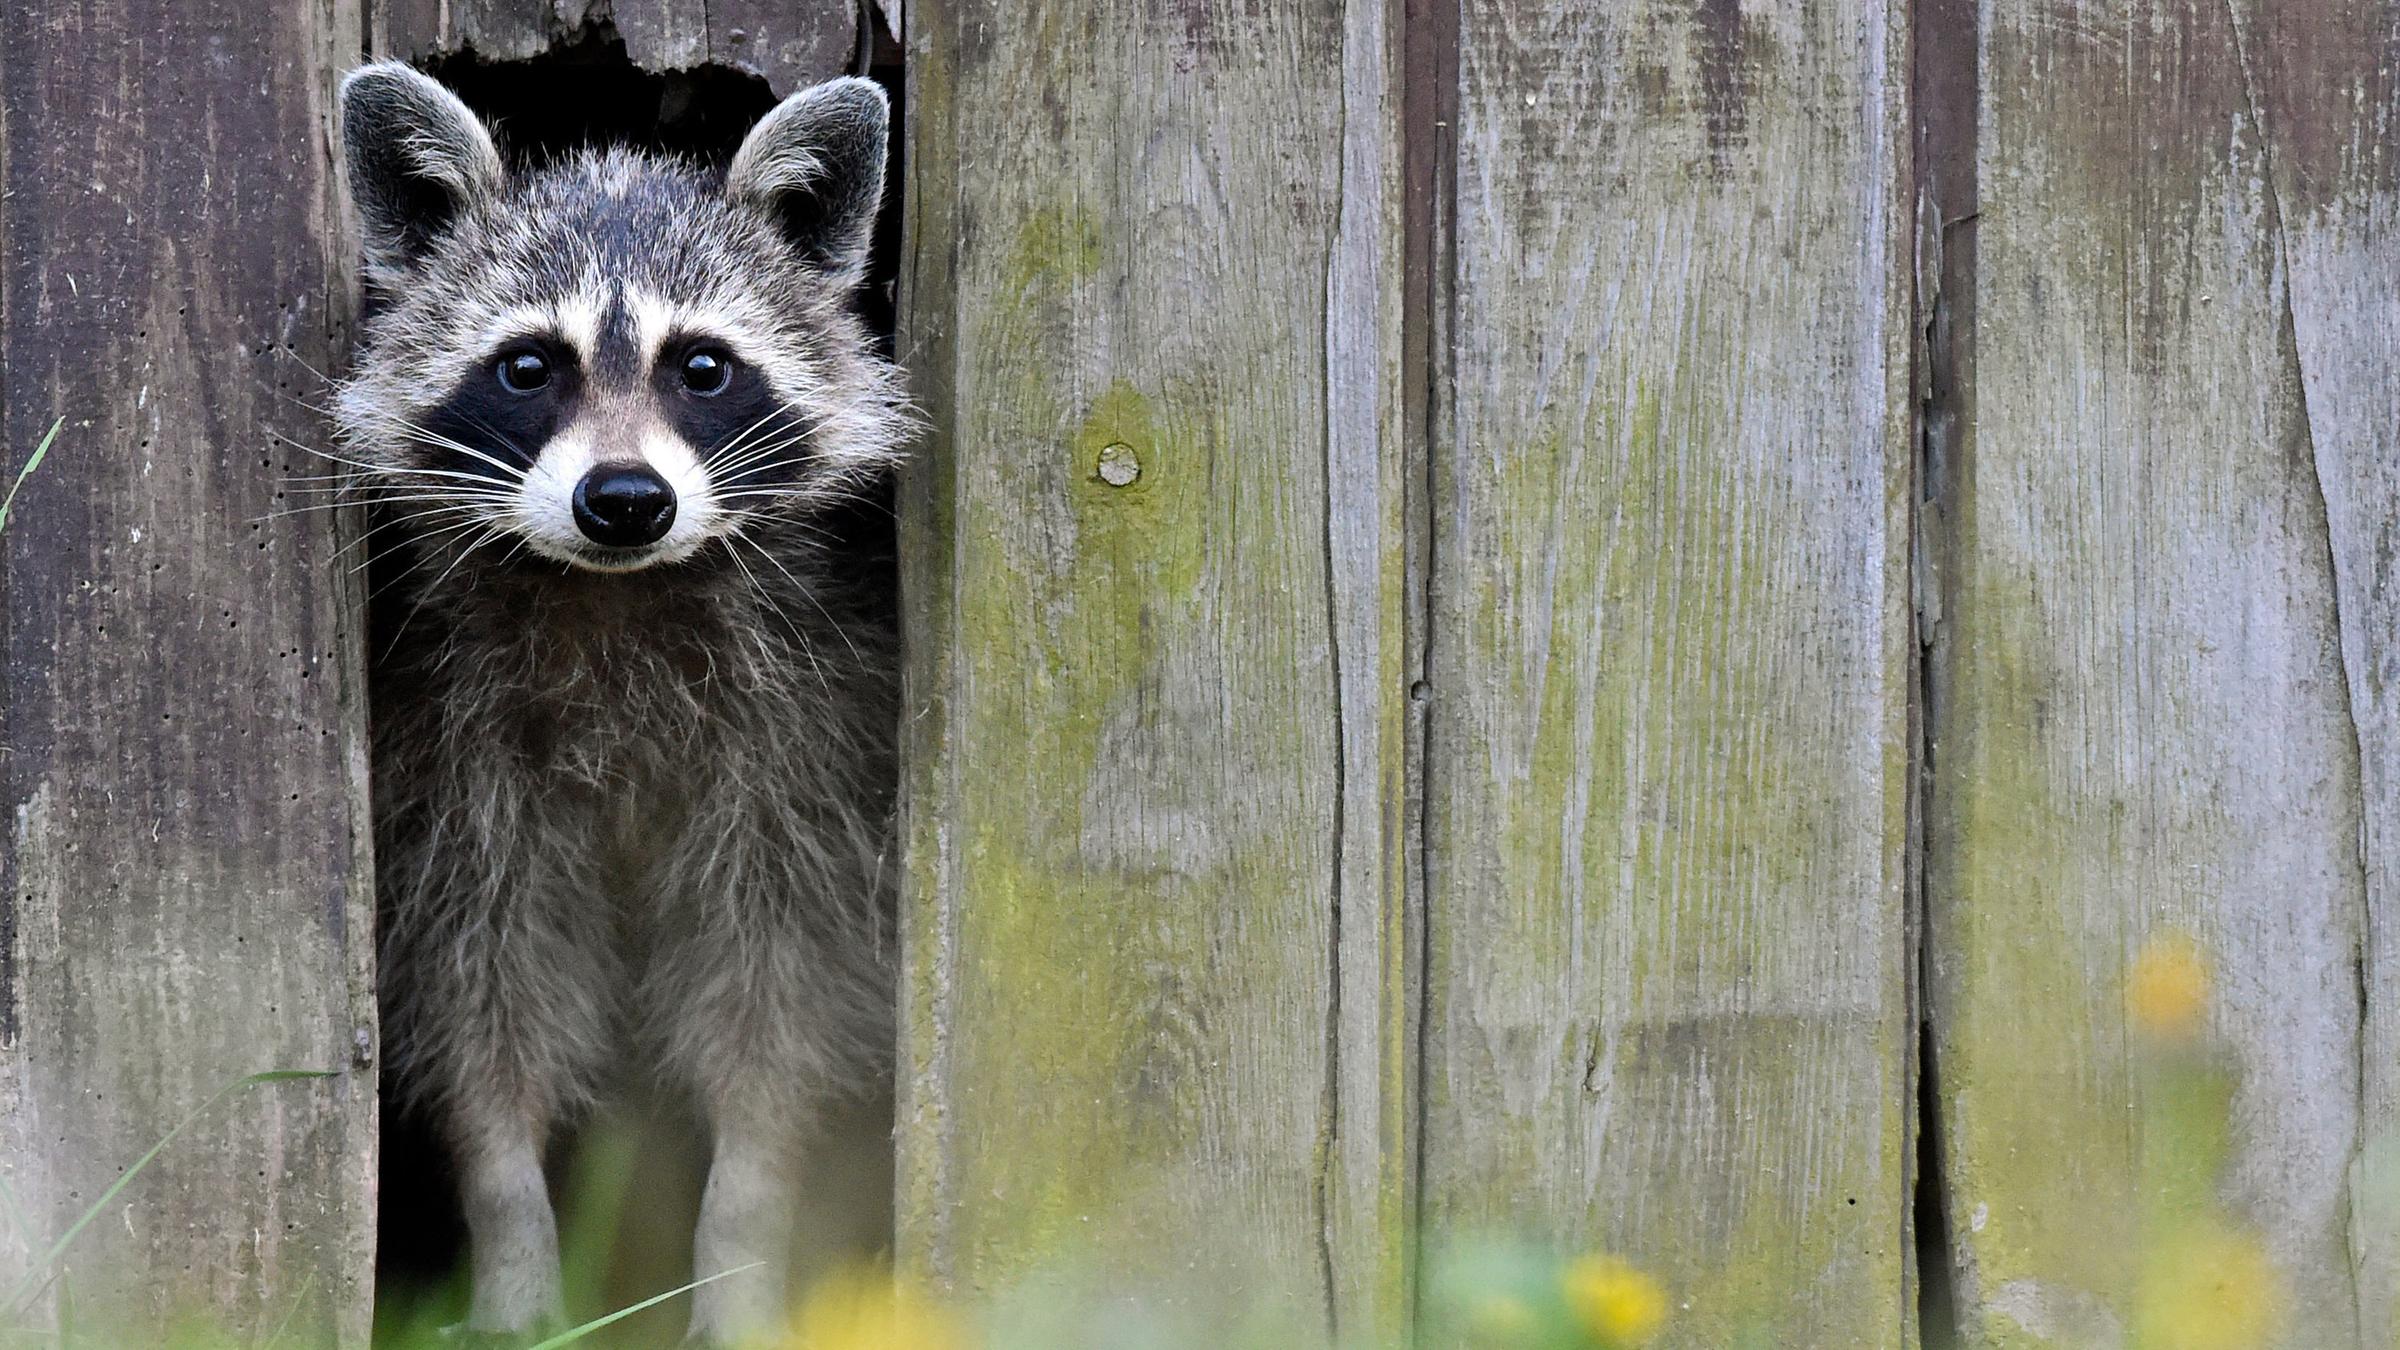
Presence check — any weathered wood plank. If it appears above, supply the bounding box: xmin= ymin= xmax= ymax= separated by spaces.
xmin=1417 ymin=0 xmax=1915 ymax=1345
xmin=0 ymin=1 xmax=377 ymax=1342
xmin=896 ymin=0 xmax=1411 ymax=1332
xmin=371 ymin=0 xmax=857 ymax=97
xmin=1924 ymin=1 xmax=2372 ymax=1344
xmin=2241 ymin=2 xmax=2400 ymax=1344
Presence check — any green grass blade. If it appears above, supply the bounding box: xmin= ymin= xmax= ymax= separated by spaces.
xmin=0 ymin=417 xmax=62 ymax=535
xmin=258 ymin=1271 xmax=317 ymax=1350
xmin=522 ymin=1262 xmax=764 ymax=1350
xmin=1 ymin=1069 xmax=334 ymax=1312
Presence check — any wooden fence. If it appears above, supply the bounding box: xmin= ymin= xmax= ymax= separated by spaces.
xmin=1 ymin=0 xmax=2394 ymax=1346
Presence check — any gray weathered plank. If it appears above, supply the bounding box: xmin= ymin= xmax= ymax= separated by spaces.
xmin=1417 ymin=1 xmax=1916 ymax=1345
xmin=2241 ymin=1 xmax=2400 ymax=1344
xmin=1923 ymin=1 xmax=2373 ymax=1344
xmin=895 ymin=0 xmax=1412 ymax=1334
xmin=0 ymin=0 xmax=377 ymax=1342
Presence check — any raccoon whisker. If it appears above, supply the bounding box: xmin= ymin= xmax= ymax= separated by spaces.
xmin=711 ymin=500 xmax=856 ymax=546
xmin=271 ymin=345 xmax=343 ymax=390
xmin=707 ymin=418 xmax=822 ymax=476
xmin=364 ymin=412 xmax=526 ymax=473
xmin=709 ymin=490 xmax=852 ymax=519
xmin=709 ymin=442 xmax=815 ymax=485
xmin=710 ymin=487 xmax=828 ymax=503
xmin=271 ymin=433 xmax=389 ymax=471
xmin=739 ymin=536 xmax=865 ymax=669
xmin=356 ymin=463 xmax=529 ymax=490
xmin=719 ymin=527 xmax=834 ymax=702
xmin=711 ymin=447 xmax=817 ymax=485
xmin=276 ymin=480 xmax=521 ymax=500
xmin=280 ymin=471 xmax=392 ymax=485
xmin=378 ymin=519 xmax=514 ymax=647
xmin=706 ymin=404 xmax=814 ymax=468
xmin=710 ymin=420 xmax=816 ymax=468
xmin=254 ymin=498 xmax=466 ymax=523
xmin=353 ymin=511 xmax=510 ymax=580
xmin=272 ymin=438 xmax=521 ymax=494
xmin=330 ymin=506 xmax=490 ymax=563
xmin=249 ymin=375 xmax=344 ymax=421
xmin=709 ymin=446 xmax=817 ymax=477
xmin=388 ymin=428 xmax=529 ymax=481
xmin=705 ymin=419 xmax=795 ymax=469
xmin=256 ymin=492 xmax=502 ymax=522
xmin=275 ymin=462 xmax=522 ymax=497
xmin=714 ymin=504 xmax=845 ymax=553
xmin=803 ymin=483 xmax=899 ymax=519
xmin=269 ymin=498 xmax=514 ymax=528
xmin=439 ymin=409 xmax=536 ymax=468
xmin=705 ymin=470 xmax=820 ymax=497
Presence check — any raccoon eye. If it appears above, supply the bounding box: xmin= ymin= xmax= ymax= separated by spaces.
xmin=496 ymin=350 xmax=552 ymax=394
xmin=681 ymin=348 xmax=733 ymax=396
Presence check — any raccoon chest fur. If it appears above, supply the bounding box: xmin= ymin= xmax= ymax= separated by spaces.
xmin=423 ymin=567 xmax=889 ymax=901
xmin=371 ymin=551 xmax=900 ymax=1111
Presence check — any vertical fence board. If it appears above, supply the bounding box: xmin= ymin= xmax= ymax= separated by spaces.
xmin=1418 ymin=1 xmax=1915 ymax=1345
xmin=1925 ymin=1 xmax=2372 ymax=1344
xmin=2245 ymin=2 xmax=2400 ymax=1344
xmin=0 ymin=0 xmax=376 ymax=1342
xmin=897 ymin=0 xmax=1411 ymax=1331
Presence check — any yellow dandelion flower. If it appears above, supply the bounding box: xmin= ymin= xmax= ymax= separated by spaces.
xmin=1560 ymin=1253 xmax=1667 ymax=1347
xmin=2127 ymin=934 xmax=2210 ymax=1041
xmin=779 ymin=1266 xmax=971 ymax=1350
xmin=2135 ymin=1220 xmax=2285 ymax=1350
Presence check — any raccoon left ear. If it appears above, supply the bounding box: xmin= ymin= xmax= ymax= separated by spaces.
xmin=340 ymin=63 xmax=504 ymax=283
xmin=725 ymin=77 xmax=889 ymax=285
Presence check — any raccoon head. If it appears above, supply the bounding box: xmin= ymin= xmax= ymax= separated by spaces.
xmin=331 ymin=63 xmax=900 ymax=575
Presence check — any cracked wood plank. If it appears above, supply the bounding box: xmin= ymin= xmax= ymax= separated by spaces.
xmin=1416 ymin=1 xmax=1915 ymax=1345
xmin=371 ymin=0 xmax=857 ymax=97
xmin=2238 ymin=0 xmax=2400 ymax=1342
xmin=1923 ymin=1 xmax=2373 ymax=1345
xmin=0 ymin=0 xmax=377 ymax=1342
xmin=895 ymin=0 xmax=1412 ymax=1335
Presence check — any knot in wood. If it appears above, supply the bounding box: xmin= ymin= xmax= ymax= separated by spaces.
xmin=1095 ymin=442 xmax=1141 ymax=487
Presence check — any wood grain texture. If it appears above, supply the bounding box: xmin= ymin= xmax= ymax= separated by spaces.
xmin=0 ymin=0 xmax=377 ymax=1342
xmin=895 ymin=0 xmax=1412 ymax=1333
xmin=1417 ymin=1 xmax=1915 ymax=1345
xmin=371 ymin=0 xmax=858 ymax=96
xmin=1924 ymin=1 xmax=2377 ymax=1344
xmin=2239 ymin=1 xmax=2400 ymax=1344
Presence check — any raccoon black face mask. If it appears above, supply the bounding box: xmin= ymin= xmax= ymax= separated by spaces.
xmin=335 ymin=61 xmax=905 ymax=1347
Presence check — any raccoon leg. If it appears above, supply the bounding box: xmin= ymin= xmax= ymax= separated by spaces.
xmin=456 ymin=1113 xmax=566 ymax=1338
xmin=391 ymin=861 xmax=613 ymax=1340
xmin=685 ymin=1097 xmax=804 ymax=1346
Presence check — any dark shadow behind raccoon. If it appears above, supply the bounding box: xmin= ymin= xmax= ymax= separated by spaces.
xmin=333 ymin=63 xmax=905 ymax=1346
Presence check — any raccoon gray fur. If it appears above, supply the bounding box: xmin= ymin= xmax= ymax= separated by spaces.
xmin=331 ymin=63 xmax=905 ymax=1346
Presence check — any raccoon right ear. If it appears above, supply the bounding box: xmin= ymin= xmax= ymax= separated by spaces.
xmin=339 ymin=63 xmax=503 ymax=282
xmin=724 ymin=77 xmax=889 ymax=286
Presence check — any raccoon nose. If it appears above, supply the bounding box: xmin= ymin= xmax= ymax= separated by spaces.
xmin=572 ymin=465 xmax=678 ymax=548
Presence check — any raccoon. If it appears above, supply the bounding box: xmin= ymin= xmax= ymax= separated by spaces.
xmin=331 ymin=63 xmax=906 ymax=1346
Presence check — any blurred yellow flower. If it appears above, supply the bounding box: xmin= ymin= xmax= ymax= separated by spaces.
xmin=1560 ymin=1253 xmax=1667 ymax=1346
xmin=778 ymin=1266 xmax=971 ymax=1350
xmin=2127 ymin=935 xmax=2210 ymax=1041
xmin=2135 ymin=1221 xmax=2285 ymax=1350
